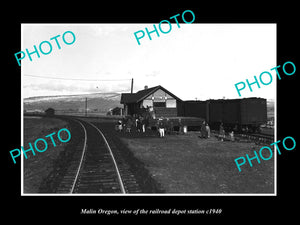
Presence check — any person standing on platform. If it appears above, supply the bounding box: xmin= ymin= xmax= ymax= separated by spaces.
xmin=126 ymin=116 xmax=133 ymax=133
xmin=206 ymin=122 xmax=210 ymax=138
xmin=219 ymin=122 xmax=225 ymax=141
xmin=158 ymin=119 xmax=165 ymax=138
xmin=178 ymin=118 xmax=183 ymax=134
xmin=201 ymin=121 xmax=207 ymax=138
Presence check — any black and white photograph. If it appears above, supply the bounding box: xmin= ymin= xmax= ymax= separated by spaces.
xmin=21 ymin=23 xmax=276 ymax=195
xmin=4 ymin=4 xmax=297 ymax=221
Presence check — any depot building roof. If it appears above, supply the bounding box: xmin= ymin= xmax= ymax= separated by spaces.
xmin=120 ymin=85 xmax=182 ymax=104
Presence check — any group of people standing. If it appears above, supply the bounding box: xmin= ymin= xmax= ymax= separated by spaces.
xmin=116 ymin=115 xmax=234 ymax=141
xmin=156 ymin=118 xmax=176 ymax=138
xmin=116 ymin=114 xmax=150 ymax=133
xmin=115 ymin=116 xmax=177 ymax=138
xmin=200 ymin=121 xmax=234 ymax=141
xmin=200 ymin=121 xmax=211 ymax=138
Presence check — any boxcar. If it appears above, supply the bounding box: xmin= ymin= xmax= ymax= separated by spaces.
xmin=239 ymin=98 xmax=267 ymax=130
xmin=182 ymin=98 xmax=267 ymax=132
xmin=181 ymin=100 xmax=207 ymax=118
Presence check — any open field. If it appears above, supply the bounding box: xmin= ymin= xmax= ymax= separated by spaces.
xmin=120 ymin=132 xmax=275 ymax=194
xmin=23 ymin=117 xmax=71 ymax=193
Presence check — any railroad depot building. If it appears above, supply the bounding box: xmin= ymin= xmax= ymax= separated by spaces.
xmin=120 ymin=85 xmax=183 ymax=117
xmin=120 ymin=85 xmax=267 ymax=132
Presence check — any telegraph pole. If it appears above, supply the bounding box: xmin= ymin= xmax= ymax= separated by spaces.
xmin=85 ymin=97 xmax=87 ymax=117
xmin=131 ymin=78 xmax=134 ymax=93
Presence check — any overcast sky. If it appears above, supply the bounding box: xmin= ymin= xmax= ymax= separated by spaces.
xmin=22 ymin=23 xmax=276 ymax=100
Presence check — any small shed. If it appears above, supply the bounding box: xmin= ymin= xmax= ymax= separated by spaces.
xmin=107 ymin=107 xmax=124 ymax=116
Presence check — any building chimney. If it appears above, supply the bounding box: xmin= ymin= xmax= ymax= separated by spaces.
xmin=144 ymin=85 xmax=148 ymax=90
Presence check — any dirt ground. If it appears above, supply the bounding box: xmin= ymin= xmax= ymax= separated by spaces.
xmin=120 ymin=132 xmax=275 ymax=194
xmin=23 ymin=117 xmax=72 ymax=193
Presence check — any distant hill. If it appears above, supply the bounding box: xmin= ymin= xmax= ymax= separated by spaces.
xmin=267 ymin=99 xmax=274 ymax=119
xmin=24 ymin=94 xmax=275 ymax=119
xmin=24 ymin=92 xmax=122 ymax=114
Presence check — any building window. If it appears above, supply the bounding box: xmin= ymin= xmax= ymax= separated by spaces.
xmin=153 ymin=102 xmax=166 ymax=107
xmin=166 ymin=99 xmax=176 ymax=108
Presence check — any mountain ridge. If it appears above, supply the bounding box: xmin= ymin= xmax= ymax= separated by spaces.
xmin=24 ymin=92 xmax=123 ymax=113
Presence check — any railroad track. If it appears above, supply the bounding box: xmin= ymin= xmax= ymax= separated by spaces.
xmin=234 ymin=133 xmax=274 ymax=143
xmin=56 ymin=118 xmax=140 ymax=194
xmin=210 ymin=130 xmax=274 ymax=143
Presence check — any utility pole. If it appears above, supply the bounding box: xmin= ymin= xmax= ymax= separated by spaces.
xmin=85 ymin=97 xmax=87 ymax=117
xmin=131 ymin=78 xmax=134 ymax=93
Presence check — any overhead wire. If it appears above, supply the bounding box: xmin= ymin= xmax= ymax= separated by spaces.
xmin=23 ymin=74 xmax=132 ymax=96
xmin=23 ymin=74 xmax=132 ymax=82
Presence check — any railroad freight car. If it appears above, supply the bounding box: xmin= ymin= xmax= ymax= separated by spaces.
xmin=182 ymin=98 xmax=267 ymax=132
xmin=239 ymin=98 xmax=267 ymax=131
xmin=182 ymin=100 xmax=207 ymax=118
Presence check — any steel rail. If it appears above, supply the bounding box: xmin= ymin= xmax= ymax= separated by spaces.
xmin=70 ymin=120 xmax=88 ymax=193
xmin=86 ymin=121 xmax=126 ymax=194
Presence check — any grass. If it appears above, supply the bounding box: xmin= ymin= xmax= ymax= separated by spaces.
xmin=120 ymin=133 xmax=274 ymax=194
xmin=23 ymin=116 xmax=69 ymax=193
